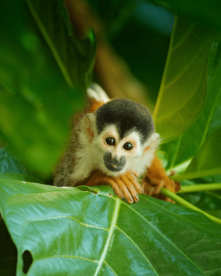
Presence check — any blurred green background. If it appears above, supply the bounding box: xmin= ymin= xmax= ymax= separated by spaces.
xmin=1 ymin=0 xmax=221 ymax=179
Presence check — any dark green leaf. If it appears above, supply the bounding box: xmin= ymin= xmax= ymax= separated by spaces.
xmin=0 ymin=220 xmax=17 ymax=276
xmin=0 ymin=147 xmax=43 ymax=182
xmin=0 ymin=147 xmax=33 ymax=175
xmin=155 ymin=0 xmax=221 ymax=31
xmin=0 ymin=1 xmax=95 ymax=176
xmin=27 ymin=0 xmax=96 ymax=89
xmin=153 ymin=15 xmax=215 ymax=143
xmin=0 ymin=180 xmax=221 ymax=275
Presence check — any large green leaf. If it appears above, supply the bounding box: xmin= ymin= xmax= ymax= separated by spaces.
xmin=0 ymin=0 xmax=95 ymax=176
xmin=174 ymin=127 xmax=221 ymax=181
xmin=0 ymin=179 xmax=221 ymax=275
xmin=162 ymin=36 xmax=221 ymax=170
xmin=153 ymin=15 xmax=214 ymax=143
xmin=26 ymin=0 xmax=96 ymax=89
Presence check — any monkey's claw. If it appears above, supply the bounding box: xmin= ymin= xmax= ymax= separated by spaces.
xmin=112 ymin=171 xmax=141 ymax=204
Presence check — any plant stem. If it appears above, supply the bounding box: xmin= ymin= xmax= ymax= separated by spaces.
xmin=161 ymin=187 xmax=221 ymax=224
xmin=172 ymin=169 xmax=221 ymax=181
xmin=178 ymin=183 xmax=221 ymax=193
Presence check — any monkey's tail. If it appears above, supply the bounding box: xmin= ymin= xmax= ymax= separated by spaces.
xmin=87 ymin=83 xmax=110 ymax=103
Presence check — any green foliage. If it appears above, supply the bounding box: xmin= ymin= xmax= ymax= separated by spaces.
xmin=0 ymin=178 xmax=221 ymax=275
xmin=153 ymin=15 xmax=215 ymax=143
xmin=27 ymin=0 xmax=96 ymax=88
xmin=162 ymin=37 xmax=221 ymax=170
xmin=176 ymin=127 xmax=221 ymax=180
xmin=155 ymin=0 xmax=221 ymax=30
xmin=0 ymin=0 xmax=95 ymax=177
xmin=1 ymin=0 xmax=221 ymax=275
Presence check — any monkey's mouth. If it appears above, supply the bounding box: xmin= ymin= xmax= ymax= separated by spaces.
xmin=104 ymin=163 xmax=124 ymax=172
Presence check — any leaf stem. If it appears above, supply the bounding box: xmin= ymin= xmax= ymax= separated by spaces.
xmin=161 ymin=187 xmax=221 ymax=224
xmin=171 ymin=169 xmax=221 ymax=181
xmin=178 ymin=183 xmax=221 ymax=193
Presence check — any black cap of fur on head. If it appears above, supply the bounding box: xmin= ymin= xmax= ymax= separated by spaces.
xmin=96 ymin=99 xmax=155 ymax=144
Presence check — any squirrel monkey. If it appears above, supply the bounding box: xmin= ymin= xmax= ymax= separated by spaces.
xmin=53 ymin=84 xmax=176 ymax=203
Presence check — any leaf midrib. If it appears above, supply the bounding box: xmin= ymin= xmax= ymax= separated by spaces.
xmin=93 ymin=197 xmax=121 ymax=276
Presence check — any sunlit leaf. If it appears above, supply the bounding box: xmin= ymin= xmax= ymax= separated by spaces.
xmin=0 ymin=180 xmax=221 ymax=275
xmin=153 ymin=15 xmax=215 ymax=143
xmin=162 ymin=36 xmax=221 ymax=170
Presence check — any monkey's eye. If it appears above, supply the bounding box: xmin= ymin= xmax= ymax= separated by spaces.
xmin=123 ymin=142 xmax=133 ymax=151
xmin=106 ymin=137 xmax=115 ymax=145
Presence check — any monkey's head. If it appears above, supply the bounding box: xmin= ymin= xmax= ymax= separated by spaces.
xmin=81 ymin=99 xmax=160 ymax=176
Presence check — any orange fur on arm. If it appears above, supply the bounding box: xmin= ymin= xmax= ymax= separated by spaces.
xmin=142 ymin=154 xmax=179 ymax=202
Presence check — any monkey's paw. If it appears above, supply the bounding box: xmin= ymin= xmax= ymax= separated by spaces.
xmin=84 ymin=169 xmax=142 ymax=203
xmin=110 ymin=170 xmax=142 ymax=204
xmin=141 ymin=175 xmax=180 ymax=203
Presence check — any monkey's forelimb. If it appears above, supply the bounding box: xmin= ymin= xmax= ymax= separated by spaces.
xmin=76 ymin=169 xmax=142 ymax=204
xmin=141 ymin=154 xmax=179 ymax=203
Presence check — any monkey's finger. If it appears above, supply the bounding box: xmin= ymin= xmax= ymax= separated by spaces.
xmin=120 ymin=175 xmax=139 ymax=203
xmin=113 ymin=177 xmax=133 ymax=204
xmin=129 ymin=170 xmax=139 ymax=178
xmin=126 ymin=172 xmax=143 ymax=194
xmin=108 ymin=179 xmax=124 ymax=199
xmin=153 ymin=180 xmax=164 ymax=194
xmin=148 ymin=186 xmax=155 ymax=196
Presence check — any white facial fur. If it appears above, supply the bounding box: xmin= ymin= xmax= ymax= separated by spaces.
xmin=70 ymin=114 xmax=160 ymax=182
xmin=95 ymin=124 xmax=160 ymax=176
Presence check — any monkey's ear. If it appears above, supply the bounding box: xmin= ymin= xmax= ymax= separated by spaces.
xmin=144 ymin=133 xmax=160 ymax=153
xmin=149 ymin=133 xmax=160 ymax=149
xmin=82 ymin=113 xmax=96 ymax=142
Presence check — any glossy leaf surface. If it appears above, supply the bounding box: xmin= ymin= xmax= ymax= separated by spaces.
xmin=162 ymin=36 xmax=221 ymax=170
xmin=153 ymin=15 xmax=214 ymax=143
xmin=0 ymin=179 xmax=221 ymax=276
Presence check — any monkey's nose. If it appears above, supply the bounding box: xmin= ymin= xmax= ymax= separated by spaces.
xmin=112 ymin=154 xmax=119 ymax=162
xmin=119 ymin=156 xmax=126 ymax=166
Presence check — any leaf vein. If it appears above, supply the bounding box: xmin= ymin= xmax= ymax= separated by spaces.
xmin=116 ymin=226 xmax=159 ymax=276
xmin=122 ymin=200 xmax=206 ymax=275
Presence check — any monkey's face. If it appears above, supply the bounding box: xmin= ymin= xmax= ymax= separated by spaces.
xmin=93 ymin=124 xmax=145 ymax=176
xmin=82 ymin=112 xmax=159 ymax=177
